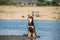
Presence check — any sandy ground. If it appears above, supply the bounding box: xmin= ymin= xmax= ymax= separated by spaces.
xmin=0 ymin=35 xmax=37 ymax=40
xmin=0 ymin=5 xmax=60 ymax=20
xmin=0 ymin=35 xmax=28 ymax=40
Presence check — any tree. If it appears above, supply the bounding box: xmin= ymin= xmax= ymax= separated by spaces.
xmin=0 ymin=0 xmax=10 ymax=5
xmin=0 ymin=0 xmax=17 ymax=5
xmin=36 ymin=1 xmax=46 ymax=6
xmin=37 ymin=0 xmax=47 ymax=6
xmin=38 ymin=0 xmax=45 ymax=2
xmin=37 ymin=0 xmax=58 ymax=6
xmin=46 ymin=0 xmax=59 ymax=6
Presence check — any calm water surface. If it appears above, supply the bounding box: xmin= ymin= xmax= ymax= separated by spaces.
xmin=0 ymin=20 xmax=60 ymax=40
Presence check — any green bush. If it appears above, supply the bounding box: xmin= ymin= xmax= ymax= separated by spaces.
xmin=0 ymin=0 xmax=17 ymax=5
xmin=38 ymin=0 xmax=44 ymax=2
xmin=36 ymin=1 xmax=46 ymax=6
xmin=46 ymin=1 xmax=55 ymax=6
xmin=0 ymin=0 xmax=11 ymax=5
xmin=9 ymin=2 xmax=17 ymax=5
xmin=0 ymin=0 xmax=7 ymax=5
xmin=36 ymin=0 xmax=59 ymax=6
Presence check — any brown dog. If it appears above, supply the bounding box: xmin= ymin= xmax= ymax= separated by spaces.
xmin=27 ymin=15 xmax=36 ymax=37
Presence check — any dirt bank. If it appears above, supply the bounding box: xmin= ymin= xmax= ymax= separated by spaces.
xmin=0 ymin=6 xmax=60 ymax=20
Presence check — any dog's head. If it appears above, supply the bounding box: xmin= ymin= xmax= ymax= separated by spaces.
xmin=28 ymin=15 xmax=33 ymax=23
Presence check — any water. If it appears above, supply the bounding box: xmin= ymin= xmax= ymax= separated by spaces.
xmin=0 ymin=20 xmax=60 ymax=40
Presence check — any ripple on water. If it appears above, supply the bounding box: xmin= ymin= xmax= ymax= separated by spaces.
xmin=0 ymin=20 xmax=60 ymax=40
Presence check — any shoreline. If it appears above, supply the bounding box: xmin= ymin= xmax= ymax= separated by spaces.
xmin=0 ymin=19 xmax=60 ymax=21
xmin=0 ymin=35 xmax=38 ymax=40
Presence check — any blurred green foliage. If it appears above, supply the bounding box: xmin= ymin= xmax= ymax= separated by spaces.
xmin=0 ymin=0 xmax=59 ymax=6
xmin=36 ymin=0 xmax=59 ymax=6
xmin=0 ymin=0 xmax=17 ymax=5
